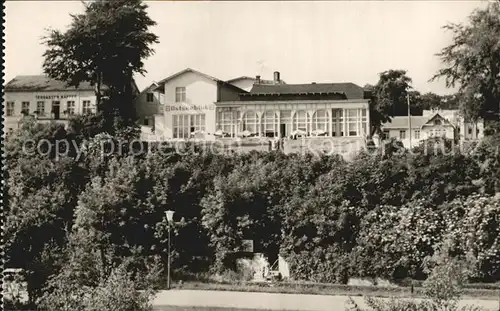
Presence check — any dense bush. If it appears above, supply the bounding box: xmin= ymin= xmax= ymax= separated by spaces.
xmin=4 ymin=118 xmax=500 ymax=307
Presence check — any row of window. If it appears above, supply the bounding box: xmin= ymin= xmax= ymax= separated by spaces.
xmin=393 ymin=130 xmax=421 ymax=140
xmin=5 ymin=100 xmax=92 ymax=117
xmin=172 ymin=114 xmax=206 ymax=138
xmin=216 ymin=108 xmax=368 ymax=138
xmin=388 ymin=129 xmax=447 ymax=140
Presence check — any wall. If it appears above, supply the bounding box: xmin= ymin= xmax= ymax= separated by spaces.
xmin=3 ymin=90 xmax=96 ymax=131
xmin=217 ymin=82 xmax=246 ymax=102
xmin=160 ymin=72 xmax=218 ymax=139
xmin=134 ymin=85 xmax=163 ymax=126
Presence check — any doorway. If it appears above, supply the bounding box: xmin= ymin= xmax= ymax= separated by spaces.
xmin=280 ymin=124 xmax=286 ymax=138
xmin=52 ymin=101 xmax=60 ymax=119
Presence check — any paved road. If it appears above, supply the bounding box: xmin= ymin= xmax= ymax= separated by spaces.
xmin=152 ymin=290 xmax=500 ymax=311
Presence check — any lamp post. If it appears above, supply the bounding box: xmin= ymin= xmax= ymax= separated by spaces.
xmin=165 ymin=210 xmax=175 ymax=290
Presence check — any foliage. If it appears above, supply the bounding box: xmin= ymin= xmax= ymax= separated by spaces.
xmin=42 ymin=0 xmax=159 ymax=123
xmin=369 ymin=70 xmax=413 ymax=135
xmin=431 ymin=2 xmax=500 ymax=125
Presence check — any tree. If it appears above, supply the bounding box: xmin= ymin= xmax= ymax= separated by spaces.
xmin=431 ymin=2 xmax=500 ymax=129
xmin=369 ymin=70 xmax=413 ymax=135
xmin=43 ymin=0 xmax=159 ymax=123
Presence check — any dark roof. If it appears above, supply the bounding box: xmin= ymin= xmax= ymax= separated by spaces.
xmin=244 ymin=82 xmax=365 ymax=99
xmin=382 ymin=116 xmax=428 ymax=129
xmin=5 ymin=75 xmax=97 ymax=92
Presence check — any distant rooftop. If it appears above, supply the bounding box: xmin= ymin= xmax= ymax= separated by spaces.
xmin=244 ymin=82 xmax=366 ymax=100
xmin=5 ymin=75 xmax=96 ymax=92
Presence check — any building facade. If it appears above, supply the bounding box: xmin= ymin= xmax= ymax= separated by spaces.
xmin=147 ymin=69 xmax=371 ymax=150
xmin=3 ymin=75 xmax=100 ymax=134
xmin=4 ymin=75 xmax=140 ymax=135
xmin=381 ymin=113 xmax=456 ymax=148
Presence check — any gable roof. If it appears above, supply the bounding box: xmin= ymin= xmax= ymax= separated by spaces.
xmin=244 ymin=82 xmax=365 ymax=99
xmin=5 ymin=75 xmax=97 ymax=92
xmin=155 ymin=68 xmax=220 ymax=87
xmin=153 ymin=68 xmax=248 ymax=94
xmin=421 ymin=113 xmax=454 ymax=127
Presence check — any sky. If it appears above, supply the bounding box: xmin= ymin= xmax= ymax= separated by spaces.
xmin=4 ymin=0 xmax=489 ymax=95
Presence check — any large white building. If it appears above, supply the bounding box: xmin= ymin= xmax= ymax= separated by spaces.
xmin=142 ymin=68 xmax=371 ymax=152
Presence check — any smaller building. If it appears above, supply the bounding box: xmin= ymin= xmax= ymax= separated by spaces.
xmin=4 ymin=75 xmax=139 ymax=134
xmin=422 ymin=109 xmax=483 ymax=140
xmin=381 ymin=113 xmax=456 ymax=148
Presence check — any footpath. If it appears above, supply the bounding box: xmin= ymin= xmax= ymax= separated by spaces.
xmin=152 ymin=289 xmax=500 ymax=311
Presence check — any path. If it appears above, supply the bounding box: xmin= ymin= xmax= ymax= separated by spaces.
xmin=152 ymin=290 xmax=500 ymax=311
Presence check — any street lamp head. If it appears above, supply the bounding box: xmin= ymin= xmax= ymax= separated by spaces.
xmin=165 ymin=210 xmax=175 ymax=223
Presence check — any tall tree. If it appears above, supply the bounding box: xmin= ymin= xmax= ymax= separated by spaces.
xmin=369 ymin=70 xmax=413 ymax=135
xmin=43 ymin=0 xmax=159 ymax=123
xmin=431 ymin=2 xmax=500 ymax=129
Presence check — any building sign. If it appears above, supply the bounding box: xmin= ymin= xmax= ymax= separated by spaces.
xmin=35 ymin=94 xmax=77 ymax=100
xmin=165 ymin=104 xmax=214 ymax=112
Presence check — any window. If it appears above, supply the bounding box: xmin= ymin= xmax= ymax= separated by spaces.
xmin=414 ymin=130 xmax=420 ymax=139
xmin=173 ymin=114 xmax=206 ymax=138
xmin=217 ymin=109 xmax=239 ymax=137
xmin=332 ymin=109 xmax=343 ymax=137
xmin=6 ymin=102 xmax=14 ymax=116
xmin=22 ymin=102 xmax=30 ymax=114
xmin=399 ymin=130 xmax=406 ymax=139
xmin=261 ymin=111 xmax=278 ymax=137
xmin=82 ymin=100 xmax=92 ymax=114
xmin=293 ymin=110 xmax=309 ymax=133
xmin=36 ymin=101 xmax=45 ymax=116
xmin=242 ymin=111 xmax=259 ymax=134
xmin=173 ymin=115 xmax=190 ymax=139
xmin=312 ymin=110 xmax=329 ymax=134
xmin=175 ymin=87 xmax=186 ymax=103
xmin=346 ymin=109 xmax=359 ymax=136
xmin=144 ymin=117 xmax=150 ymax=126
xmin=434 ymin=119 xmax=442 ymax=125
xmin=146 ymin=93 xmax=154 ymax=102
xmin=383 ymin=130 xmax=390 ymax=139
xmin=191 ymin=114 xmax=206 ymax=133
xmin=67 ymin=101 xmax=75 ymax=115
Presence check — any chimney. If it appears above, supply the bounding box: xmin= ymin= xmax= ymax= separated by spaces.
xmin=273 ymin=71 xmax=280 ymax=84
xmin=255 ymin=75 xmax=261 ymax=84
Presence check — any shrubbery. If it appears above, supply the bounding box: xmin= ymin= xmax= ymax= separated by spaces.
xmin=4 ymin=117 xmax=500 ymax=308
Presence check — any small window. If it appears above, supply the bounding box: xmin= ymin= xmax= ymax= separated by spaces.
xmin=175 ymin=87 xmax=186 ymax=103
xmin=434 ymin=119 xmax=442 ymax=125
xmin=82 ymin=100 xmax=92 ymax=114
xmin=468 ymin=127 xmax=473 ymax=134
xmin=143 ymin=117 xmax=150 ymax=126
xmin=6 ymin=102 xmax=15 ymax=116
xmin=36 ymin=101 xmax=45 ymax=116
xmin=146 ymin=93 xmax=154 ymax=102
xmin=21 ymin=102 xmax=30 ymax=114
xmin=67 ymin=101 xmax=76 ymax=115
xmin=383 ymin=130 xmax=390 ymax=139
xmin=414 ymin=130 xmax=420 ymax=139
xmin=399 ymin=130 xmax=406 ymax=139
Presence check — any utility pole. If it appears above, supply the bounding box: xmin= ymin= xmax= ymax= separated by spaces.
xmin=408 ymin=92 xmax=412 ymax=148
